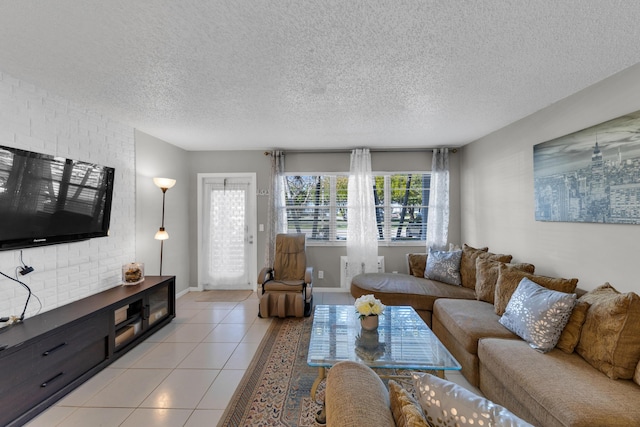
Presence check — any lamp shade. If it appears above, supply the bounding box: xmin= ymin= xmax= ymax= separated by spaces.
xmin=153 ymin=177 xmax=176 ymax=190
xmin=155 ymin=227 xmax=169 ymax=240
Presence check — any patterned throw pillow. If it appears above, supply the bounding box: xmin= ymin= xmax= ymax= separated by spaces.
xmin=494 ymin=263 xmax=578 ymax=315
xmin=499 ymin=278 xmax=576 ymax=353
xmin=576 ymin=283 xmax=640 ymax=379
xmin=424 ymin=247 xmax=463 ymax=286
xmin=407 ymin=253 xmax=427 ymax=277
xmin=475 ymin=258 xmax=535 ymax=304
xmin=388 ymin=380 xmax=429 ymax=427
xmin=556 ymin=301 xmax=590 ymax=354
xmin=412 ymin=372 xmax=534 ymax=427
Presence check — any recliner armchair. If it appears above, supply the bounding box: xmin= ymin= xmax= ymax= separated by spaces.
xmin=258 ymin=233 xmax=313 ymax=317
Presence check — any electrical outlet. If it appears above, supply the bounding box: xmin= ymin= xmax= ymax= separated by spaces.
xmin=318 ymin=270 xmax=324 ymax=279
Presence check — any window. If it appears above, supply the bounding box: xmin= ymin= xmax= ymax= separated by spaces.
xmin=283 ymin=172 xmax=430 ymax=244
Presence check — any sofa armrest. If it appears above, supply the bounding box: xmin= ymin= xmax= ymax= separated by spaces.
xmin=326 ymin=361 xmax=394 ymax=427
xmin=257 ymin=267 xmax=273 ymax=285
xmin=305 ymin=266 xmax=313 ymax=285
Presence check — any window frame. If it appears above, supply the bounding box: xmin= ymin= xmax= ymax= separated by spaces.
xmin=282 ymin=171 xmax=430 ymax=247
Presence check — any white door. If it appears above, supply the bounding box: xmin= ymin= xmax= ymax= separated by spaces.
xmin=198 ymin=173 xmax=257 ymax=290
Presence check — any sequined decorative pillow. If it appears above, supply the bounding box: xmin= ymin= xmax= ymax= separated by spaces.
xmin=412 ymin=372 xmax=534 ymax=427
xmin=424 ymin=247 xmax=463 ymax=286
xmin=499 ymin=278 xmax=576 ymax=353
xmin=388 ymin=380 xmax=429 ymax=427
xmin=494 ymin=263 xmax=578 ymax=315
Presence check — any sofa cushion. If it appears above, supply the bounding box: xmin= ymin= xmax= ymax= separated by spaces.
xmin=432 ymin=299 xmax=517 ymax=355
xmin=351 ymin=273 xmax=476 ymax=313
xmin=412 ymin=372 xmax=533 ymax=427
xmin=459 ymin=244 xmax=488 ymax=289
xmin=425 ymin=247 xmax=462 ymax=285
xmin=499 ymin=278 xmax=576 ymax=353
xmin=556 ymin=300 xmax=590 ymax=354
xmin=407 ymin=253 xmax=427 ymax=277
xmin=478 ymin=338 xmax=640 ymax=427
xmin=576 ymin=283 xmax=640 ymax=379
xmin=494 ymin=264 xmax=578 ymax=315
xmin=389 ymin=380 xmax=429 ymax=427
xmin=475 ymin=259 xmax=535 ymax=304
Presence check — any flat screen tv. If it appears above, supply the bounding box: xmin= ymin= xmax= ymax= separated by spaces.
xmin=0 ymin=145 xmax=115 ymax=250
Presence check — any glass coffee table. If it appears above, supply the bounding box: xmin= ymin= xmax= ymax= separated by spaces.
xmin=307 ymin=304 xmax=461 ymax=401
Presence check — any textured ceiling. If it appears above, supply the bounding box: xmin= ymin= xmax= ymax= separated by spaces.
xmin=1 ymin=1 xmax=640 ymax=151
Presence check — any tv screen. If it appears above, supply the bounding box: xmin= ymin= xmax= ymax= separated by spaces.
xmin=0 ymin=145 xmax=115 ymax=250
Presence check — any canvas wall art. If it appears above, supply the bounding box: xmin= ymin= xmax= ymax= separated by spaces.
xmin=534 ymin=110 xmax=640 ymax=224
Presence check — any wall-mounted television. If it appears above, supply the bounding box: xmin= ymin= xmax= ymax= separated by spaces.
xmin=0 ymin=145 xmax=115 ymax=251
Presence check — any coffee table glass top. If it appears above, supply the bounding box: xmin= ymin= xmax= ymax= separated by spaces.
xmin=307 ymin=305 xmax=461 ymax=371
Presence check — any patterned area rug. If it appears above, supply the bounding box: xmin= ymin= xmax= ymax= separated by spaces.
xmin=218 ymin=316 xmax=324 ymax=427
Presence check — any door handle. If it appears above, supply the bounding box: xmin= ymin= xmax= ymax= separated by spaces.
xmin=248 ymin=235 xmax=254 ymax=244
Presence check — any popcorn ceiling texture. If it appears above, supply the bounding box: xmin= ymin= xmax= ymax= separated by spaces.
xmin=1 ymin=1 xmax=640 ymax=150
xmin=0 ymin=71 xmax=136 ymax=321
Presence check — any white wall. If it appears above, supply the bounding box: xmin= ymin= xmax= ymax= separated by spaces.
xmin=135 ymin=130 xmax=191 ymax=294
xmin=0 ymin=71 xmax=136 ymax=321
xmin=461 ymin=63 xmax=640 ymax=293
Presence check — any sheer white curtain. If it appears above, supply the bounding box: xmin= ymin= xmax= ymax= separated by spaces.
xmin=347 ymin=148 xmax=379 ymax=281
xmin=264 ymin=150 xmax=287 ymax=267
xmin=426 ymin=148 xmax=450 ymax=250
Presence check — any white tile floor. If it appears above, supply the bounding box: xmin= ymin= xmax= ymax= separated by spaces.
xmin=25 ymin=291 xmax=479 ymax=427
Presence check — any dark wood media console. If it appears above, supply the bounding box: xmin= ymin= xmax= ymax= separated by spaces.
xmin=0 ymin=275 xmax=176 ymax=427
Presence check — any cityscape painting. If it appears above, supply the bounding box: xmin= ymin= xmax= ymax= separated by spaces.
xmin=534 ymin=110 xmax=640 ymax=224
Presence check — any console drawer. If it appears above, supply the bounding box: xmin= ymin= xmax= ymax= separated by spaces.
xmin=0 ymin=345 xmax=35 ymax=394
xmin=0 ymin=337 xmax=106 ymax=427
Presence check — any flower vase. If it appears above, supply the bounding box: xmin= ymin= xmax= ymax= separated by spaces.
xmin=360 ymin=315 xmax=379 ymax=331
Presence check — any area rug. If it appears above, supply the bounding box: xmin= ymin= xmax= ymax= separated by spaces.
xmin=196 ymin=290 xmax=254 ymax=302
xmin=218 ymin=315 xmax=324 ymax=427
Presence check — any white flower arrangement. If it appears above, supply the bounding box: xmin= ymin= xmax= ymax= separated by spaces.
xmin=354 ymin=294 xmax=385 ymax=320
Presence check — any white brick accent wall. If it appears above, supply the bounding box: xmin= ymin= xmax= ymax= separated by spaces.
xmin=0 ymin=70 xmax=136 ymax=322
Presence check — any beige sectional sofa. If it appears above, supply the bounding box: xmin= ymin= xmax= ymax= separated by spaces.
xmin=326 ymin=360 xmax=532 ymax=427
xmin=350 ymin=244 xmax=640 ymax=426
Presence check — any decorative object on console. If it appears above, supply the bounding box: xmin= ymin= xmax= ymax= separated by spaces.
xmin=355 ymin=294 xmax=385 ymax=331
xmin=153 ymin=177 xmax=176 ymax=275
xmin=122 ymin=262 xmax=144 ymax=285
xmin=424 ymin=247 xmax=462 ymax=286
xmin=499 ymin=278 xmax=577 ymax=353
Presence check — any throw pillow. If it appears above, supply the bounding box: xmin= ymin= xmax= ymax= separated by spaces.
xmin=475 ymin=258 xmax=535 ymax=304
xmin=494 ymin=263 xmax=578 ymax=315
xmin=412 ymin=372 xmax=534 ymax=427
xmin=556 ymin=301 xmax=590 ymax=354
xmin=499 ymin=278 xmax=577 ymax=353
xmin=388 ymin=380 xmax=429 ymax=427
xmin=424 ymin=247 xmax=463 ymax=286
xmin=459 ymin=244 xmax=488 ymax=289
xmin=407 ymin=253 xmax=427 ymax=278
xmin=635 ymin=360 xmax=640 ymax=387
xmin=576 ymin=283 xmax=640 ymax=380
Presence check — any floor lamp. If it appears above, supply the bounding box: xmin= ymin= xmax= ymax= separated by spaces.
xmin=153 ymin=177 xmax=176 ymax=276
